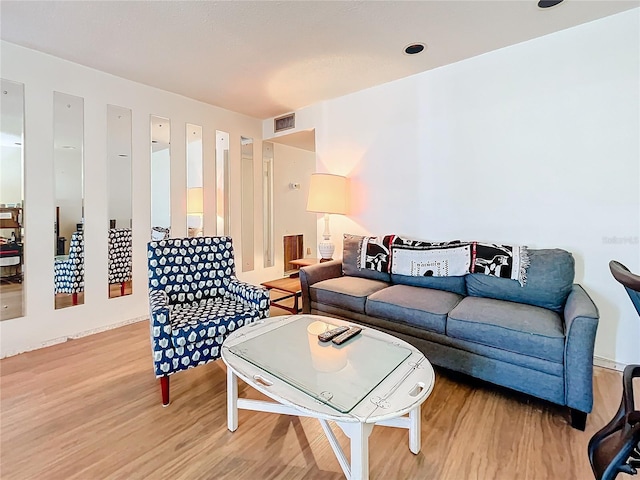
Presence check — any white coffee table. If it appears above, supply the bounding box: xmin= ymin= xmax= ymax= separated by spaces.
xmin=221 ymin=314 xmax=435 ymax=480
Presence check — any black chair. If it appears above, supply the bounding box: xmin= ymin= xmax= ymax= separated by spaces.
xmin=610 ymin=261 xmax=640 ymax=316
xmin=587 ymin=261 xmax=640 ymax=480
xmin=588 ymin=364 xmax=640 ymax=480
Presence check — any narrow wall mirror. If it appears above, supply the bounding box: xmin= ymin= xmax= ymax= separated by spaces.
xmin=151 ymin=116 xmax=171 ymax=241
xmin=186 ymin=124 xmax=203 ymax=237
xmin=240 ymin=136 xmax=254 ymax=272
xmin=107 ymin=105 xmax=132 ymax=298
xmin=53 ymin=92 xmax=85 ymax=309
xmin=215 ymin=130 xmax=230 ymax=235
xmin=0 ymin=79 xmax=25 ymax=320
xmin=262 ymin=142 xmax=274 ymax=268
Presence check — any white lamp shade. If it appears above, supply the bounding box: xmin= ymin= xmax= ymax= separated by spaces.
xmin=187 ymin=187 xmax=204 ymax=215
xmin=306 ymin=173 xmax=348 ymax=215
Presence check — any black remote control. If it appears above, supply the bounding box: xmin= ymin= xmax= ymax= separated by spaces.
xmin=332 ymin=326 xmax=362 ymax=345
xmin=318 ymin=326 xmax=349 ymax=342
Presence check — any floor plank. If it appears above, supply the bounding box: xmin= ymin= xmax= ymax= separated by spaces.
xmin=0 ymin=316 xmax=632 ymax=479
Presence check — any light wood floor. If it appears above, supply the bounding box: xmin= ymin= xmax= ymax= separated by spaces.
xmin=0 ymin=304 xmax=631 ymax=479
xmin=0 ymin=281 xmax=23 ymax=321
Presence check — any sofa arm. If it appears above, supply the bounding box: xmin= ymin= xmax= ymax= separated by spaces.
xmin=148 ymin=289 xmax=172 ymax=349
xmin=224 ymin=278 xmax=270 ymax=319
xmin=300 ymin=259 xmax=342 ymax=314
xmin=563 ymin=284 xmax=600 ymax=413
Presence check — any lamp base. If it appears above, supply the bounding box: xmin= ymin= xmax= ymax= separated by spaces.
xmin=318 ymin=241 xmax=335 ymax=260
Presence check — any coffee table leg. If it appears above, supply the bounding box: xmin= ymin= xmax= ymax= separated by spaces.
xmin=227 ymin=367 xmax=238 ymax=432
xmin=338 ymin=422 xmax=374 ymax=480
xmin=409 ymin=405 xmax=421 ymax=454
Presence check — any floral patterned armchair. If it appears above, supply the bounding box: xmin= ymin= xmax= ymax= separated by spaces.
xmin=108 ymin=228 xmax=132 ymax=296
xmin=54 ymin=231 xmax=84 ymax=305
xmin=147 ymin=236 xmax=270 ymax=405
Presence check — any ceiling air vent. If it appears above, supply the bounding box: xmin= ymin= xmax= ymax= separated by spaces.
xmin=274 ymin=113 xmax=295 ymax=133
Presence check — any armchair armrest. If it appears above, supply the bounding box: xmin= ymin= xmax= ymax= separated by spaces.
xmin=563 ymin=284 xmax=600 ymax=413
xmin=300 ymin=259 xmax=342 ymax=314
xmin=148 ymin=289 xmax=172 ymax=348
xmin=224 ymin=278 xmax=270 ymax=319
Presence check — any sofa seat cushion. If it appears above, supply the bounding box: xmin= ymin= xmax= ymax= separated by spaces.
xmin=366 ymin=285 xmax=463 ymax=335
xmin=310 ymin=276 xmax=390 ymax=314
xmin=447 ymin=297 xmax=565 ymax=364
xmin=171 ymin=297 xmax=256 ymax=348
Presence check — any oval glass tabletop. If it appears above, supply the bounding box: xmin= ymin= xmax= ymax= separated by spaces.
xmin=225 ymin=315 xmax=412 ymax=413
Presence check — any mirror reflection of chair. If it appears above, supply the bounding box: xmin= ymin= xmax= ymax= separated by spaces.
xmin=587 ymin=261 xmax=640 ymax=480
xmin=151 ymin=226 xmax=170 ymax=241
xmin=108 ymin=228 xmax=132 ymax=297
xmin=54 ymin=231 xmax=84 ymax=306
xmin=147 ymin=236 xmax=270 ymax=406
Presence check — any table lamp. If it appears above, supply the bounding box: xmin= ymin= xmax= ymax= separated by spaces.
xmin=306 ymin=173 xmax=348 ymax=260
xmin=187 ymin=187 xmax=204 ymax=236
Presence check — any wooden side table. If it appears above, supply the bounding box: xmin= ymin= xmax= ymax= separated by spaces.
xmin=289 ymin=258 xmax=319 ymax=268
xmin=288 ymin=257 xmax=319 ymax=277
xmin=261 ymin=276 xmax=303 ymax=314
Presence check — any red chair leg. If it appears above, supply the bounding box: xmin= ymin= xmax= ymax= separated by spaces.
xmin=120 ymin=282 xmax=125 ymax=296
xmin=72 ymin=292 xmax=78 ymax=305
xmin=160 ymin=376 xmax=170 ymax=406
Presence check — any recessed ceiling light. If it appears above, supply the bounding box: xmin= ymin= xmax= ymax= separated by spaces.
xmin=538 ymin=0 xmax=564 ymax=8
xmin=404 ymin=43 xmax=426 ymax=55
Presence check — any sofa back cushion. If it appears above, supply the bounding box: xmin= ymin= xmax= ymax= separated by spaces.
xmin=465 ymin=248 xmax=574 ymax=312
xmin=342 ymin=234 xmax=391 ymax=282
xmin=391 ymin=273 xmax=467 ymax=296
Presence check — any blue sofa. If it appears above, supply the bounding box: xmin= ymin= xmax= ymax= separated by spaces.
xmin=300 ymin=234 xmax=600 ymax=429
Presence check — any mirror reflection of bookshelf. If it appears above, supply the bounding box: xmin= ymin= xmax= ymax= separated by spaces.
xmin=0 ymin=206 xmax=24 ymax=283
xmin=1 ymin=207 xmax=21 ymax=237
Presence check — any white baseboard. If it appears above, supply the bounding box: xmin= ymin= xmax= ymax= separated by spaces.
xmin=0 ymin=315 xmax=148 ymax=359
xmin=594 ymin=355 xmax=626 ymax=372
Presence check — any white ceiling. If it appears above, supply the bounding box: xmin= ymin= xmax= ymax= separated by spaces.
xmin=1 ymin=1 xmax=638 ymax=120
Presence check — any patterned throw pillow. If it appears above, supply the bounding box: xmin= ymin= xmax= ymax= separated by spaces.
xmin=342 ymin=234 xmax=391 ymax=282
xmin=388 ymin=237 xmax=470 ymax=277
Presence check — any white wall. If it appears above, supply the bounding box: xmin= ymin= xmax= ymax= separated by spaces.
xmin=272 ymin=143 xmax=317 ymax=268
xmin=54 ymin=147 xmax=83 ymax=251
xmin=107 ymin=156 xmax=132 ymax=229
xmin=265 ymin=10 xmax=640 ymax=365
xmin=0 ymin=146 xmax=21 ymax=205
xmin=150 ymin=148 xmax=171 ymax=229
xmin=0 ymin=40 xmax=270 ymax=357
